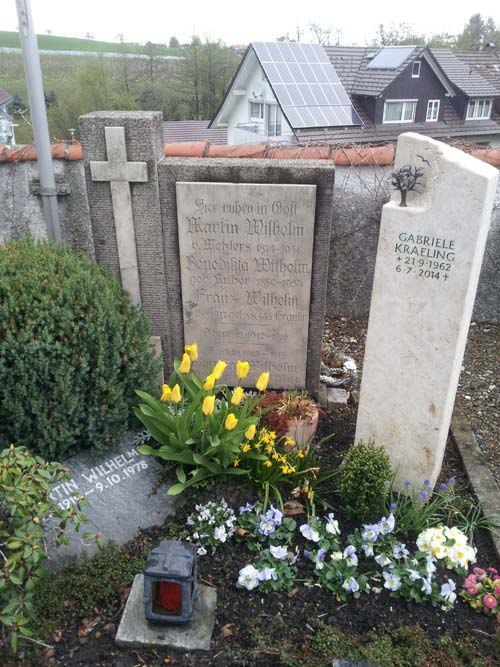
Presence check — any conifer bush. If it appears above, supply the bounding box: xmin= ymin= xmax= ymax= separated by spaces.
xmin=0 ymin=239 xmax=159 ymax=459
xmin=338 ymin=439 xmax=393 ymax=521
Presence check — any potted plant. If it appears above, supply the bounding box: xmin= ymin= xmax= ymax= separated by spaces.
xmin=258 ymin=391 xmax=319 ymax=451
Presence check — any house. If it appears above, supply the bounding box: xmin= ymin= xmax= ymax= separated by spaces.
xmin=210 ymin=43 xmax=500 ymax=147
xmin=163 ymin=120 xmax=227 ymax=144
xmin=0 ymin=88 xmax=15 ymax=147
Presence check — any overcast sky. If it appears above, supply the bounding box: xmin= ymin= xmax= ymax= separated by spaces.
xmin=3 ymin=1 xmax=499 ymax=46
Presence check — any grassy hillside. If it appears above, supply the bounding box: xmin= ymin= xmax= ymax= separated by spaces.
xmin=0 ymin=31 xmax=182 ymax=57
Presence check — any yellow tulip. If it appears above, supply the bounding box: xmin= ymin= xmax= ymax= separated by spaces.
xmin=178 ymin=353 xmax=191 ymax=374
xmin=212 ymin=360 xmax=227 ymax=380
xmin=231 ymin=386 xmax=245 ymax=405
xmin=245 ymin=424 xmax=256 ymax=440
xmin=160 ymin=384 xmax=171 ymax=402
xmin=184 ymin=343 xmax=198 ymax=362
xmin=225 ymin=413 xmax=238 ymax=431
xmin=256 ymin=371 xmax=270 ymax=392
xmin=236 ymin=360 xmax=250 ymax=380
xmin=201 ymin=395 xmax=215 ymax=416
xmin=170 ymin=384 xmax=182 ymax=403
xmin=203 ymin=374 xmax=216 ymax=391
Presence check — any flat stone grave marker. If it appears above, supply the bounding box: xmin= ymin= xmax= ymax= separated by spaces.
xmin=47 ymin=433 xmax=174 ymax=570
xmin=177 ymin=181 xmax=316 ymax=389
xmin=355 ymin=132 xmax=498 ymax=489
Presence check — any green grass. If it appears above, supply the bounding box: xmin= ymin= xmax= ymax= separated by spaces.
xmin=0 ymin=31 xmax=182 ymax=57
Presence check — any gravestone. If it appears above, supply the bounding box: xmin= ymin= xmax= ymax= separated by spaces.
xmin=47 ymin=433 xmax=175 ymax=570
xmin=177 ymin=181 xmax=316 ymax=388
xmin=80 ymin=112 xmax=335 ymax=396
xmin=355 ymin=132 xmax=498 ymax=489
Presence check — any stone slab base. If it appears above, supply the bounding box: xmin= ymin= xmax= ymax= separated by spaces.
xmin=116 ymin=575 xmax=217 ymax=651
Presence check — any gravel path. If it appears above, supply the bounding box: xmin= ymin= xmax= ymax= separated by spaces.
xmin=323 ymin=317 xmax=500 ymax=485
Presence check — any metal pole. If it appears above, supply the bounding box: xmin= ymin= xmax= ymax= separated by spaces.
xmin=15 ymin=0 xmax=62 ymax=242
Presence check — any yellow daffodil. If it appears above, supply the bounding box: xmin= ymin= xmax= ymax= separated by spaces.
xmin=264 ymin=460 xmax=272 ymax=467
xmin=203 ymin=374 xmax=216 ymax=391
xmin=231 ymin=386 xmax=245 ymax=405
xmin=160 ymin=384 xmax=172 ymax=402
xmin=170 ymin=384 xmax=182 ymax=403
xmin=212 ymin=360 xmax=227 ymax=380
xmin=236 ymin=360 xmax=250 ymax=380
xmin=241 ymin=443 xmax=251 ymax=453
xmin=285 ymin=437 xmax=295 ymax=448
xmin=256 ymin=371 xmax=270 ymax=391
xmin=225 ymin=413 xmax=238 ymax=431
xmin=297 ymin=450 xmax=305 ymax=458
xmin=233 ymin=458 xmax=240 ymax=467
xmin=201 ymin=395 xmax=215 ymax=416
xmin=184 ymin=342 xmax=198 ymax=362
xmin=178 ymin=353 xmax=191 ymax=374
xmin=272 ymin=452 xmax=280 ymax=461
xmin=245 ymin=424 xmax=256 ymax=440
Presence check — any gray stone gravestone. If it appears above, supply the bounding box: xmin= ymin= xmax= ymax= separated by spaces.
xmin=355 ymin=132 xmax=498 ymax=489
xmin=47 ymin=433 xmax=175 ymax=570
xmin=177 ymin=181 xmax=316 ymax=388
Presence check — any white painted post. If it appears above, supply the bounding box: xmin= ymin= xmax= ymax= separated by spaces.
xmin=90 ymin=127 xmax=147 ymax=305
xmin=355 ymin=133 xmax=498 ymax=490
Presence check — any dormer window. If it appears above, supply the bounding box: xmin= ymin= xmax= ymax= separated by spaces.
xmin=249 ymin=101 xmax=264 ymax=121
xmin=466 ymin=99 xmax=492 ymax=120
xmin=412 ymin=61 xmax=421 ymax=78
xmin=383 ymin=100 xmax=417 ymax=123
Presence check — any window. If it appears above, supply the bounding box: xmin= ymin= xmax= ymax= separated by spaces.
xmin=266 ymin=104 xmax=281 ymax=137
xmin=426 ymin=100 xmax=440 ymax=122
xmin=249 ymin=101 xmax=264 ymax=121
xmin=383 ymin=100 xmax=417 ymax=123
xmin=412 ymin=61 xmax=421 ymax=78
xmin=466 ymin=99 xmax=492 ymax=120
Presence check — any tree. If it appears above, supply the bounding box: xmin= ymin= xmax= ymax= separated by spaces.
xmin=169 ymin=36 xmax=180 ymax=48
xmin=309 ymin=23 xmax=332 ymax=46
xmin=455 ymin=14 xmax=500 ymax=50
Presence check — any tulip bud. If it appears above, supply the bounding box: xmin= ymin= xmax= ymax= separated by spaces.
xmin=231 ymin=386 xmax=245 ymax=405
xmin=178 ymin=353 xmax=191 ymax=374
xmin=202 ymin=395 xmax=215 ymax=416
xmin=160 ymin=384 xmax=172 ymax=402
xmin=256 ymin=371 xmax=270 ymax=392
xmin=203 ymin=374 xmax=216 ymax=391
xmin=184 ymin=342 xmax=198 ymax=362
xmin=225 ymin=413 xmax=238 ymax=431
xmin=171 ymin=384 xmax=182 ymax=403
xmin=236 ymin=360 xmax=250 ymax=380
xmin=212 ymin=360 xmax=227 ymax=380
xmin=245 ymin=424 xmax=256 ymax=440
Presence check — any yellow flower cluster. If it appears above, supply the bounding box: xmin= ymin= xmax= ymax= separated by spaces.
xmin=238 ymin=428 xmax=302 ymax=475
xmin=160 ymin=383 xmax=181 ymax=403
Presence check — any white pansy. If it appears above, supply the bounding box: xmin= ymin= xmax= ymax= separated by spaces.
xmin=270 ymin=545 xmax=288 ymax=560
xmin=237 ymin=564 xmax=260 ymax=590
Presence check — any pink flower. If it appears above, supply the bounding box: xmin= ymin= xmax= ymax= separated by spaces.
xmin=487 ymin=567 xmax=498 ymax=575
xmin=467 ymin=585 xmax=478 ymax=595
xmin=473 ymin=567 xmax=487 ymax=580
xmin=482 ymin=594 xmax=498 ymax=610
xmin=465 ymin=574 xmax=477 ymax=584
xmin=495 ymin=587 xmax=500 ymax=596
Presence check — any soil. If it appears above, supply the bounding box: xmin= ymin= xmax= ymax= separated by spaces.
xmin=20 ymin=400 xmax=500 ymax=667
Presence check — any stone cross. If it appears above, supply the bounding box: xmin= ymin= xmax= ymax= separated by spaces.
xmin=90 ymin=126 xmax=147 ymax=305
xmin=355 ymin=132 xmax=498 ymax=490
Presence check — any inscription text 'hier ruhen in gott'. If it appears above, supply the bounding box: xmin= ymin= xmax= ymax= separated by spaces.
xmin=177 ymin=182 xmax=317 ymax=389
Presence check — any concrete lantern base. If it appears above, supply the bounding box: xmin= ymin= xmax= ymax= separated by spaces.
xmin=115 ymin=575 xmax=217 ymax=651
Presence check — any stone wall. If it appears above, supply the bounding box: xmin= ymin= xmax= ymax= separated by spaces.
xmin=0 ymin=156 xmax=498 ymax=322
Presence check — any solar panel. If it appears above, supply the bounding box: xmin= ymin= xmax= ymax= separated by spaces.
xmin=367 ymin=46 xmax=416 ymax=69
xmin=252 ymin=42 xmax=363 ymax=129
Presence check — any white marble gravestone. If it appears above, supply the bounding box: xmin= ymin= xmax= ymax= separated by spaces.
xmin=355 ymin=133 xmax=498 ymax=489
xmin=176 ymin=182 xmax=316 ymax=388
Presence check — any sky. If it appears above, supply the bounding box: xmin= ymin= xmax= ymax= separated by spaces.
xmin=3 ymin=0 xmax=499 ymax=47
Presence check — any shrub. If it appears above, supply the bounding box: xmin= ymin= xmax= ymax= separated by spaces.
xmin=0 ymin=445 xmax=97 ymax=653
xmin=0 ymin=240 xmax=160 ymax=459
xmin=338 ymin=439 xmax=392 ymax=521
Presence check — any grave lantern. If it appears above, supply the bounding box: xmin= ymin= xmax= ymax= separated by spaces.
xmin=143 ymin=540 xmax=197 ymax=623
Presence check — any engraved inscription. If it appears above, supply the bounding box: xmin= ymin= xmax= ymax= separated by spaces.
xmin=177 ymin=182 xmax=317 ymax=388
xmin=393 ymin=231 xmax=456 ymax=282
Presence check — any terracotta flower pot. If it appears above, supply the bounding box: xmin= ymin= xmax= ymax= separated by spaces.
xmin=283 ymin=408 xmax=319 ymax=451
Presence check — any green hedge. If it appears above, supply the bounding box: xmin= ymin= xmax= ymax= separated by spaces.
xmin=0 ymin=239 xmax=160 ymax=459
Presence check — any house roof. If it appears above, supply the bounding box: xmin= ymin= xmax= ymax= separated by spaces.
xmin=430 ymin=49 xmax=499 ymax=97
xmin=325 ymin=45 xmax=455 ymax=97
xmin=0 ymin=88 xmax=13 ymax=107
xmin=452 ymin=50 xmax=500 ymax=94
xmin=163 ymin=120 xmax=227 ymax=144
xmin=294 ymin=98 xmax=500 ymax=144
